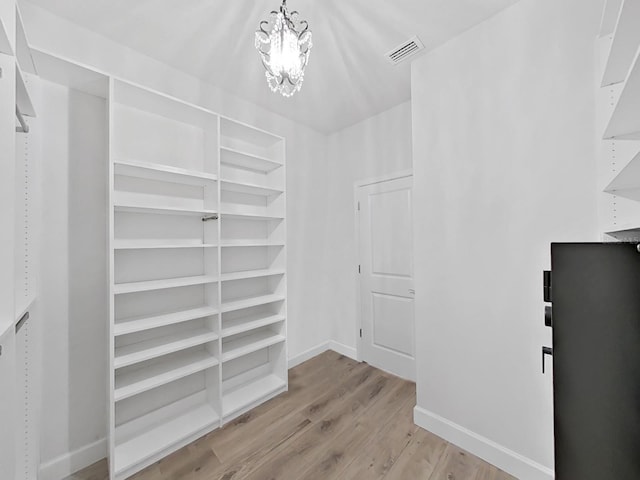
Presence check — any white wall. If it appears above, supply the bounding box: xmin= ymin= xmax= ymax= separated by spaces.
xmin=325 ymin=102 xmax=413 ymax=354
xmin=411 ymin=0 xmax=602 ymax=478
xmin=20 ymin=2 xmax=331 ymax=477
xmin=37 ymin=80 xmax=109 ymax=479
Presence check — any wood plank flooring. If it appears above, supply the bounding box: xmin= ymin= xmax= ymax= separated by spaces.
xmin=65 ymin=351 xmax=516 ymax=480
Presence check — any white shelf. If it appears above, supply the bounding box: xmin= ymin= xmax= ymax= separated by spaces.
xmin=604 ymin=223 xmax=640 ymax=239
xmin=220 ymin=117 xmax=283 ymax=146
xmin=602 ymin=0 xmax=640 ymax=86
xmin=604 ymin=48 xmax=640 ymax=139
xmin=114 ymin=400 xmax=219 ymax=477
xmin=604 ymin=149 xmax=640 ymax=191
xmin=114 ymin=350 xmax=218 ymax=402
xmin=220 ymin=269 xmax=285 ymax=282
xmin=16 ymin=6 xmax=36 ymax=74
xmin=115 ymin=306 xmax=219 ymax=336
xmin=220 ymin=147 xmax=282 ymax=173
xmin=221 ymin=294 xmax=285 ymax=313
xmin=114 ymin=204 xmax=218 ymax=217
xmin=222 ymin=330 xmax=285 ymax=363
xmin=114 ymin=159 xmax=218 ymax=186
xmin=16 ymin=63 xmax=35 ymax=117
xmin=601 ymin=0 xmax=624 ymax=36
xmin=0 ymin=16 xmax=11 ymax=56
xmin=220 ymin=180 xmax=283 ymax=197
xmin=220 ymin=240 xmax=284 ymax=248
xmin=114 ymin=240 xmax=217 ymax=250
xmin=222 ymin=313 xmax=285 ymax=338
xmin=221 ymin=212 xmax=284 ymax=221
xmin=114 ymin=275 xmax=218 ymax=295
xmin=114 ymin=328 xmax=218 ymax=369
xmin=222 ymin=374 xmax=286 ymax=418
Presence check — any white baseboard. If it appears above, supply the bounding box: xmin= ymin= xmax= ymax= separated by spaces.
xmin=288 ymin=341 xmax=332 ymax=368
xmin=413 ymin=406 xmax=554 ymax=480
xmin=39 ymin=438 xmax=106 ymax=480
xmin=327 ymin=341 xmax=358 ymax=361
xmin=288 ymin=341 xmax=358 ymax=369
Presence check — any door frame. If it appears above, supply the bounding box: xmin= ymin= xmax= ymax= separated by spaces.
xmin=354 ymin=170 xmax=413 ymax=363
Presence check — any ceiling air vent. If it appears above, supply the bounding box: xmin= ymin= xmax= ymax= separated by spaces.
xmin=385 ymin=36 xmax=425 ymax=65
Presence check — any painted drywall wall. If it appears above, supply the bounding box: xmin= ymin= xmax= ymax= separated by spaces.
xmin=411 ymin=0 xmax=602 ymax=478
xmin=325 ymin=102 xmax=413 ymax=354
xmin=37 ymin=80 xmax=109 ymax=478
xmin=20 ymin=2 xmax=331 ymax=477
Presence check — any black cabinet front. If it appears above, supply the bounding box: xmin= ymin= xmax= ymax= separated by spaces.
xmin=550 ymin=243 xmax=640 ymax=479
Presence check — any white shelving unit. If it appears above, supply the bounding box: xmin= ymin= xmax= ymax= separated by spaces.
xmin=601 ymin=0 xmax=640 ymax=87
xmin=599 ymin=0 xmax=623 ymax=37
xmin=598 ymin=1 xmax=640 ymax=241
xmin=108 ymin=80 xmax=287 ymax=479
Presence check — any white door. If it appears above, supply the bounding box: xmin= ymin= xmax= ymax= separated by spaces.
xmin=357 ymin=175 xmax=414 ymax=381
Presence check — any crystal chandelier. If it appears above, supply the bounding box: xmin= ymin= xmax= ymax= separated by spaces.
xmin=255 ymin=0 xmax=312 ymax=97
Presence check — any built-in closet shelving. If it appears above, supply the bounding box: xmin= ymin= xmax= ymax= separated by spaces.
xmin=108 ymin=79 xmax=287 ymax=479
xmin=597 ymin=0 xmax=640 ymax=241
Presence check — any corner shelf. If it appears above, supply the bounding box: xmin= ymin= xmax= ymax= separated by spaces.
xmin=220 ymin=147 xmax=282 ymax=173
xmin=114 ymin=159 xmax=218 ymax=186
xmin=114 ymin=350 xmax=219 ymax=402
xmin=601 ymin=0 xmax=640 ymax=87
xmin=222 ymin=313 xmax=285 ymax=338
xmin=604 ymin=47 xmax=640 ymax=139
xmin=114 ymin=328 xmax=218 ymax=369
xmin=222 ymin=374 xmax=286 ymax=419
xmin=113 ymin=275 xmax=218 ymax=295
xmin=114 ymin=306 xmax=219 ymax=336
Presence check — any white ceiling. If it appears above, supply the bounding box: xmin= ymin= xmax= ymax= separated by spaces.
xmin=25 ymin=0 xmax=520 ymax=133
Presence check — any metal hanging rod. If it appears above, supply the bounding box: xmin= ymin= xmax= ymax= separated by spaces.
xmin=16 ymin=311 xmax=30 ymax=333
xmin=16 ymin=105 xmax=29 ymax=134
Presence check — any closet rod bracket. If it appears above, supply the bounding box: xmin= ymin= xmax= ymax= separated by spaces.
xmin=16 ymin=105 xmax=30 ymax=134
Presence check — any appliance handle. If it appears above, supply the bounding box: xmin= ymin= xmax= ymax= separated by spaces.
xmin=542 ymin=346 xmax=553 ymax=374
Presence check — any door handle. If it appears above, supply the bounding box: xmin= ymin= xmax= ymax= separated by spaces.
xmin=542 ymin=346 xmax=553 ymax=374
xmin=408 ymin=289 xmax=415 ymax=295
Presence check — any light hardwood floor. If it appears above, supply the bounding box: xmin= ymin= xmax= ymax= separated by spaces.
xmin=65 ymin=351 xmax=516 ymax=480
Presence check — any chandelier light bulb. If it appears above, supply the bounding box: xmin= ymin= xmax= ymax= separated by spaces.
xmin=255 ymin=0 xmax=312 ymax=97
